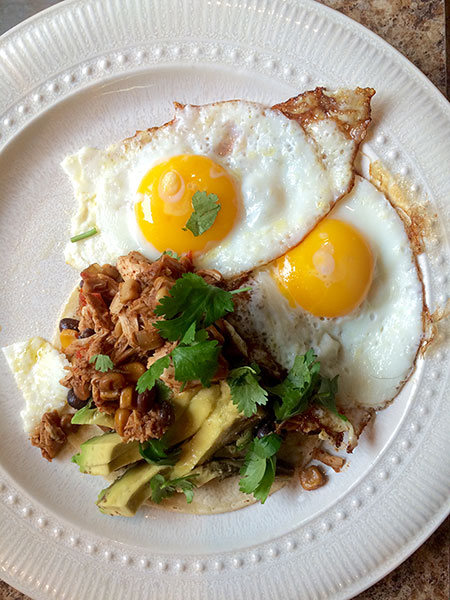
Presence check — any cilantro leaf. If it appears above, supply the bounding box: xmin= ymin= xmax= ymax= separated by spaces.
xmin=192 ymin=328 xmax=209 ymax=343
xmin=270 ymin=350 xmax=321 ymax=421
xmin=314 ymin=376 xmax=348 ymax=421
xmin=161 ymin=250 xmax=180 ymax=260
xmin=154 ymin=379 xmax=172 ymax=403
xmin=139 ymin=439 xmax=180 ymax=465
xmin=89 ymin=354 xmax=114 ymax=372
xmin=172 ymin=340 xmax=220 ymax=387
xmin=184 ymin=191 xmax=221 ymax=236
xmin=175 ymin=476 xmax=197 ymax=504
xmin=154 ymin=273 xmax=234 ymax=341
xmin=180 ymin=321 xmax=197 ymax=345
xmin=149 ymin=473 xmax=198 ymax=504
xmin=239 ymin=450 xmax=267 ymax=493
xmin=149 ymin=474 xmax=170 ymax=504
xmin=228 ymin=365 xmax=268 ymax=417
xmin=253 ymin=456 xmax=277 ymax=503
xmin=239 ymin=434 xmax=282 ymax=503
xmin=136 ymin=356 xmax=171 ymax=393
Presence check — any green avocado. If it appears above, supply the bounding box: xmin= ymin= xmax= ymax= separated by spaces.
xmin=97 ymin=462 xmax=166 ymax=517
xmin=171 ymin=382 xmax=244 ymax=478
xmin=71 ymin=404 xmax=115 ymax=428
xmin=96 ymin=382 xmax=246 ymax=516
xmin=72 ymin=432 xmax=141 ymax=476
xmin=165 ymin=384 xmax=220 ymax=445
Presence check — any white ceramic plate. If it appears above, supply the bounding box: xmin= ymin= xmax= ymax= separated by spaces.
xmin=0 ymin=1 xmax=449 ymax=598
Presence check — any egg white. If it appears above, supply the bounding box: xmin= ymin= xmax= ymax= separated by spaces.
xmin=2 ymin=337 xmax=69 ymax=433
xmin=235 ymin=176 xmax=424 ymax=409
xmin=63 ymin=100 xmax=359 ymax=276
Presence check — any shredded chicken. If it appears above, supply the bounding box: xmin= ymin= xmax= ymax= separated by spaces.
xmin=81 ymin=263 xmax=120 ymax=301
xmin=30 ymin=410 xmax=67 ymax=461
xmin=116 ymin=251 xmax=192 ymax=287
xmin=225 ymin=312 xmax=285 ymax=381
xmin=58 ymin=252 xmax=232 ymax=444
xmin=110 ymin=333 xmax=140 ymax=365
xmin=122 ymin=403 xmax=174 ymax=443
xmin=195 ymin=268 xmax=223 ymax=286
xmin=280 ymin=404 xmax=373 ymax=454
xmin=61 ymin=332 xmax=114 ymax=400
xmin=82 ymin=291 xmax=113 ymax=333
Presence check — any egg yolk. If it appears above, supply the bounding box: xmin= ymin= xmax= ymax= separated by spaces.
xmin=135 ymin=154 xmax=239 ymax=254
xmin=275 ymin=219 xmax=374 ymax=318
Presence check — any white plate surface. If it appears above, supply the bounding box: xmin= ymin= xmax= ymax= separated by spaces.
xmin=0 ymin=1 xmax=449 ymax=598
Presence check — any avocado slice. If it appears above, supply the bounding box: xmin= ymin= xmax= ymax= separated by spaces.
xmin=96 ymin=382 xmax=246 ymax=516
xmin=97 ymin=462 xmax=166 ymax=517
xmin=71 ymin=404 xmax=115 ymax=428
xmin=171 ymin=388 xmax=198 ymax=420
xmin=165 ymin=385 xmax=221 ymax=445
xmin=73 ymin=432 xmax=141 ymax=476
xmin=75 ymin=385 xmax=218 ymax=480
xmin=171 ymin=381 xmax=245 ymax=478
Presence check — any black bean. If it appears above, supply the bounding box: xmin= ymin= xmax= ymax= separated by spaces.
xmin=256 ymin=421 xmax=274 ymax=439
xmin=59 ymin=318 xmax=80 ymax=332
xmin=136 ymin=389 xmax=156 ymax=413
xmin=158 ymin=401 xmax=174 ymax=427
xmin=79 ymin=328 xmax=95 ymax=339
xmin=67 ymin=389 xmax=88 ymax=410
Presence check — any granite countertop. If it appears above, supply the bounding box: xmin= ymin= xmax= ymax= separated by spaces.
xmin=0 ymin=0 xmax=448 ymax=598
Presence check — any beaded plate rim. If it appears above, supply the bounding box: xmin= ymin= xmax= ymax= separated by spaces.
xmin=0 ymin=1 xmax=449 ymax=599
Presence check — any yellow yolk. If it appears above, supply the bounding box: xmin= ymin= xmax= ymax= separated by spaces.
xmin=275 ymin=219 xmax=374 ymax=318
xmin=135 ymin=154 xmax=239 ymax=254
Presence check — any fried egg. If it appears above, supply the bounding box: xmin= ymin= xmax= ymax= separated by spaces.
xmin=63 ymin=89 xmax=373 ymax=276
xmin=2 ymin=337 xmax=69 ymax=433
xmin=232 ymin=176 xmax=424 ymax=409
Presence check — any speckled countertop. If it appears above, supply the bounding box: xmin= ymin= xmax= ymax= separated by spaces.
xmin=0 ymin=0 xmax=449 ymax=599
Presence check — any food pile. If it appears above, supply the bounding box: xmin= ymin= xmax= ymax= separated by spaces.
xmin=32 ymin=250 xmax=356 ymax=516
xmin=2 ymin=87 xmax=427 ymax=517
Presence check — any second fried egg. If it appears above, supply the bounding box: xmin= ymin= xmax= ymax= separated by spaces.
xmin=232 ymin=176 xmax=425 ymax=409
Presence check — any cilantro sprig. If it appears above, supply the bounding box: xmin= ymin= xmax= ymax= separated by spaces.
xmin=139 ymin=439 xmax=180 ymax=466
xmin=315 ymin=376 xmax=348 ymax=421
xmin=172 ymin=340 xmax=221 ymax=387
xmin=239 ymin=434 xmax=282 ymax=503
xmin=136 ymin=274 xmax=252 ymax=392
xmin=136 ymin=334 xmax=220 ymax=393
xmin=154 ymin=273 xmax=235 ymax=341
xmin=270 ymin=350 xmax=320 ymax=421
xmin=89 ymin=354 xmax=114 ymax=372
xmin=270 ymin=350 xmax=346 ymax=422
xmin=150 ymin=473 xmax=198 ymax=504
xmin=228 ymin=365 xmax=268 ymax=417
xmin=184 ymin=191 xmax=221 ymax=236
xmin=136 ymin=356 xmax=170 ymax=394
